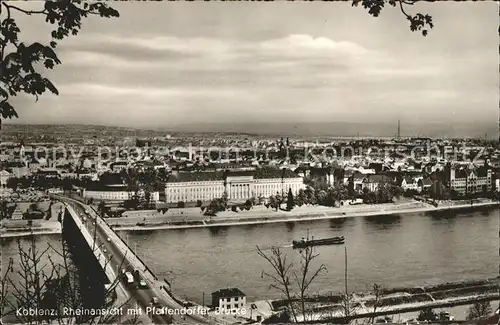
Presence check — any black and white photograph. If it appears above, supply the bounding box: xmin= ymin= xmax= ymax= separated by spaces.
xmin=0 ymin=1 xmax=499 ymax=324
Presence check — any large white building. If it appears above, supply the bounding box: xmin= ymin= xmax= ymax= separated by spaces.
xmin=165 ymin=169 xmax=305 ymax=204
xmin=83 ymin=185 xmax=159 ymax=202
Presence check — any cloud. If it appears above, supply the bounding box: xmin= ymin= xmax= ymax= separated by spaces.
xmin=62 ymin=33 xmax=371 ymax=67
xmin=56 ymin=83 xmax=253 ymax=101
xmin=57 ymin=34 xmax=391 ymax=89
xmin=60 ymin=33 xmax=448 ymax=90
xmin=260 ymin=34 xmax=369 ymax=56
xmin=109 ymin=36 xmax=234 ymax=55
xmin=61 ymin=51 xmax=136 ymax=68
xmin=61 ymin=34 xmax=238 ymax=65
xmin=53 ymin=34 xmax=379 ymax=96
xmin=52 ymin=31 xmax=471 ymax=113
xmin=361 ymin=66 xmax=443 ymax=78
xmin=13 ymin=23 xmax=493 ymax=130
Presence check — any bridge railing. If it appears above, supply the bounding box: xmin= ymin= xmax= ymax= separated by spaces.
xmin=60 ymin=196 xmax=218 ymax=324
xmin=88 ymin=206 xmax=160 ymax=282
xmin=64 ymin=204 xmax=129 ymax=307
xmin=89 ymin=206 xmax=220 ymax=323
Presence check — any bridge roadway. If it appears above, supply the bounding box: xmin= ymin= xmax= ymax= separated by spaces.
xmin=59 ymin=196 xmax=214 ymax=325
xmin=64 ymin=203 xmax=152 ymax=324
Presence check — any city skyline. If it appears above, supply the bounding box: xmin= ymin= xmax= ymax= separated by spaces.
xmin=6 ymin=1 xmax=499 ymax=135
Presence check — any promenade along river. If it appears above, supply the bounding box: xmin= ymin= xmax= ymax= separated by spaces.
xmin=1 ymin=207 xmax=498 ymax=305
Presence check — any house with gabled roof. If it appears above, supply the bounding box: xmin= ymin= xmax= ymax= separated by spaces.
xmin=352 ymin=171 xmax=366 ymax=191
xmin=400 ymin=176 xmax=418 ymax=191
xmin=11 ymin=204 xmax=23 ymax=220
xmin=211 ymin=288 xmax=246 ymax=312
xmin=362 ymin=174 xmax=393 ymax=192
xmin=417 ymin=178 xmax=433 ymax=193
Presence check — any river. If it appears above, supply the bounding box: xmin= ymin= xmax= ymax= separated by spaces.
xmin=117 ymin=207 xmax=499 ymax=304
xmin=2 ymin=207 xmax=498 ymax=305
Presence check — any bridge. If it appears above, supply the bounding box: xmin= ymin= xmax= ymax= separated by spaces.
xmin=63 ymin=203 xmax=153 ymax=324
xmin=55 ymin=195 xmax=220 ymax=325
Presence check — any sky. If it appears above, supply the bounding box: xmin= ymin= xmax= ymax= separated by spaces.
xmin=5 ymin=1 xmax=500 ymax=134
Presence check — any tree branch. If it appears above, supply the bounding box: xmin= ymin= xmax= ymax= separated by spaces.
xmin=257 ymin=246 xmax=298 ymax=322
xmin=398 ymin=0 xmax=411 ymax=19
xmin=2 ymin=3 xmax=47 ymax=16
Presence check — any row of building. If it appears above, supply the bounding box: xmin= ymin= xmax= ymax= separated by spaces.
xmin=78 ymin=162 xmax=497 ymax=205
xmin=1 ymin=155 xmax=497 ymax=205
xmin=80 ymin=168 xmax=305 ymax=204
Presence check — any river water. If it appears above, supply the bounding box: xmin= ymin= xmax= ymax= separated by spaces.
xmin=2 ymin=208 xmax=498 ymax=305
xmin=121 ymin=208 xmax=499 ymax=303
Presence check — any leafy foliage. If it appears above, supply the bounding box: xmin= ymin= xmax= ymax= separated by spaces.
xmin=352 ymin=0 xmax=434 ymax=36
xmin=0 ymin=200 xmax=8 ymax=220
xmin=204 ymin=194 xmax=228 ymax=216
xmin=296 ymin=189 xmax=306 ymax=207
xmin=244 ymin=199 xmax=253 ymax=210
xmin=271 ymin=194 xmax=280 ymax=210
xmin=417 ymin=308 xmax=438 ymax=322
xmin=0 ymin=0 xmax=119 ymax=120
xmin=286 ymin=188 xmax=295 ymax=211
xmin=466 ymin=300 xmax=492 ymax=320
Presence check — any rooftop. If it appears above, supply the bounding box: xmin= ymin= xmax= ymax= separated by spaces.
xmin=253 ymin=168 xmax=299 ymax=179
xmin=167 ymin=168 xmax=300 ymax=183
xmin=168 ymin=171 xmax=224 ymax=183
xmin=212 ymin=288 xmax=246 ymax=298
xmin=85 ymin=184 xmax=129 ymax=192
xmin=363 ymin=174 xmax=393 ymax=183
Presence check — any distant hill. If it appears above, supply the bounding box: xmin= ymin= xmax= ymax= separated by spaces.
xmin=160 ymin=121 xmax=498 ymax=139
xmin=1 ymin=124 xmax=166 ymax=141
xmin=2 ymin=121 xmax=498 ymax=140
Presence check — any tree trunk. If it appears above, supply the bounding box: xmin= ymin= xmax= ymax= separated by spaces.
xmin=301 ymin=292 xmax=306 ymax=322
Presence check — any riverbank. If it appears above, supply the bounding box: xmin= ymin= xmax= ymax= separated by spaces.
xmin=0 ymin=201 xmax=64 ymax=238
xmin=265 ymin=277 xmax=500 ymax=322
xmin=0 ymin=220 xmax=62 ymax=238
xmin=108 ymin=200 xmax=500 ymax=231
xmin=301 ymin=294 xmax=499 ymax=323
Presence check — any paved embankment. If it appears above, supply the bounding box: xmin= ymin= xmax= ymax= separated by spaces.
xmin=107 ymin=200 xmax=500 ymax=231
xmin=0 ymin=201 xmax=65 ymax=238
xmin=0 ymin=220 xmax=62 ymax=238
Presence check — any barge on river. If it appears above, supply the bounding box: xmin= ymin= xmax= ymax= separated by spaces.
xmin=292 ymin=236 xmax=345 ymax=249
